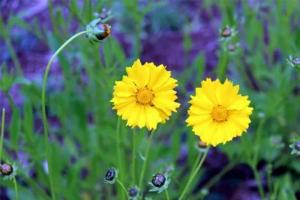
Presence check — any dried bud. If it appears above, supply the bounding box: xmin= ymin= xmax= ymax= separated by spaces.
xmin=195 ymin=139 xmax=208 ymax=153
xmin=0 ymin=163 xmax=13 ymax=176
xmin=104 ymin=167 xmax=118 ymax=184
xmin=95 ymin=23 xmax=111 ymax=41
xmin=198 ymin=141 xmax=207 ymax=149
xmin=128 ymin=186 xmax=139 ymax=200
xmin=219 ymin=25 xmax=237 ymax=41
xmin=86 ymin=18 xmax=111 ymax=42
xmin=221 ymin=27 xmax=232 ymax=38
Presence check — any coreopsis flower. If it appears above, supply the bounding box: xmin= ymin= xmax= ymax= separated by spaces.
xmin=111 ymin=59 xmax=180 ymax=130
xmin=186 ymin=78 xmax=253 ymax=146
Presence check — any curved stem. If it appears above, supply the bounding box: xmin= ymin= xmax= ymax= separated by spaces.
xmin=41 ymin=30 xmax=87 ymax=200
xmin=202 ymin=162 xmax=234 ymax=190
xmin=138 ymin=130 xmax=154 ymax=190
xmin=165 ymin=189 xmax=170 ymax=200
xmin=179 ymin=148 xmax=209 ymax=200
xmin=13 ymin=177 xmax=19 ymax=200
xmin=117 ymin=179 xmax=128 ymax=198
xmin=132 ymin=129 xmax=137 ymax=184
xmin=0 ymin=108 xmax=5 ymax=161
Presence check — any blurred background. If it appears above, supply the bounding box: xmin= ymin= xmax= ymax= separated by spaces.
xmin=0 ymin=0 xmax=300 ymax=199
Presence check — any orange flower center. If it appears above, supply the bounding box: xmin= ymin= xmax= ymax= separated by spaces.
xmin=211 ymin=105 xmax=229 ymax=122
xmin=136 ymin=88 xmax=154 ymax=105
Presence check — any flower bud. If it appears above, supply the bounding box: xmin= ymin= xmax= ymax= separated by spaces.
xmin=195 ymin=139 xmax=208 ymax=153
xmin=151 ymin=173 xmax=166 ymax=188
xmin=104 ymin=167 xmax=118 ymax=184
xmin=0 ymin=163 xmax=13 ymax=176
xmin=295 ymin=141 xmax=300 ymax=151
xmin=0 ymin=163 xmax=17 ymax=180
xmin=86 ymin=18 xmax=111 ymax=42
xmin=219 ymin=26 xmax=237 ymax=41
xmin=149 ymin=172 xmax=170 ymax=193
xmin=221 ymin=27 xmax=232 ymax=38
xmin=287 ymin=55 xmax=300 ymax=69
xmin=290 ymin=141 xmax=300 ymax=155
xmin=128 ymin=186 xmax=139 ymax=200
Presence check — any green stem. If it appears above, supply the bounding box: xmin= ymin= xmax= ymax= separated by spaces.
xmin=13 ymin=177 xmax=19 ymax=200
xmin=217 ymin=51 xmax=229 ymax=80
xmin=116 ymin=118 xmax=122 ymax=171
xmin=202 ymin=162 xmax=234 ymax=190
xmin=0 ymin=108 xmax=5 ymax=161
xmin=191 ymin=153 xmax=202 ymax=172
xmin=116 ymin=118 xmax=125 ymax=200
xmin=252 ymin=165 xmax=265 ymax=200
xmin=132 ymin=129 xmax=137 ymax=184
xmin=5 ymin=92 xmax=15 ymax=111
xmin=41 ymin=30 xmax=87 ymax=200
xmin=179 ymin=148 xmax=209 ymax=200
xmin=165 ymin=189 xmax=170 ymax=200
xmin=266 ymin=164 xmax=272 ymax=197
xmin=138 ymin=131 xmax=154 ymax=190
xmin=250 ymin=119 xmax=265 ymax=199
xmin=117 ymin=179 xmax=128 ymax=197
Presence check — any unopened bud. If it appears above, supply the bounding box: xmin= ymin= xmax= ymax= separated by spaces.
xmin=0 ymin=163 xmax=13 ymax=176
xmin=128 ymin=186 xmax=139 ymax=200
xmin=149 ymin=172 xmax=170 ymax=193
xmin=86 ymin=18 xmax=111 ymax=42
xmin=287 ymin=55 xmax=300 ymax=69
xmin=221 ymin=27 xmax=232 ymax=38
xmin=151 ymin=173 xmax=166 ymax=188
xmin=104 ymin=167 xmax=118 ymax=184
xmin=290 ymin=141 xmax=300 ymax=155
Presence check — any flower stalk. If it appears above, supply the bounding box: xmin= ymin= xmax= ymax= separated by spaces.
xmin=132 ymin=129 xmax=137 ymax=184
xmin=41 ymin=30 xmax=88 ymax=200
xmin=13 ymin=176 xmax=19 ymax=200
xmin=179 ymin=148 xmax=209 ymax=200
xmin=0 ymin=108 xmax=5 ymax=161
xmin=138 ymin=131 xmax=154 ymax=190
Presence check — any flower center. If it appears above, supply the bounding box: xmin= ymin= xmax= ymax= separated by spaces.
xmin=211 ymin=105 xmax=229 ymax=122
xmin=136 ymin=88 xmax=154 ymax=105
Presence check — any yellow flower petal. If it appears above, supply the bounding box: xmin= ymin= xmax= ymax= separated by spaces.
xmin=112 ymin=59 xmax=180 ymax=130
xmin=186 ymin=78 xmax=253 ymax=146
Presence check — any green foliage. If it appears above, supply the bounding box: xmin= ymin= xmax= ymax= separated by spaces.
xmin=0 ymin=0 xmax=299 ymax=199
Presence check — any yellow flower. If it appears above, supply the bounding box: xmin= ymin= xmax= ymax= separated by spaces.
xmin=186 ymin=78 xmax=253 ymax=146
xmin=111 ymin=59 xmax=180 ymax=130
